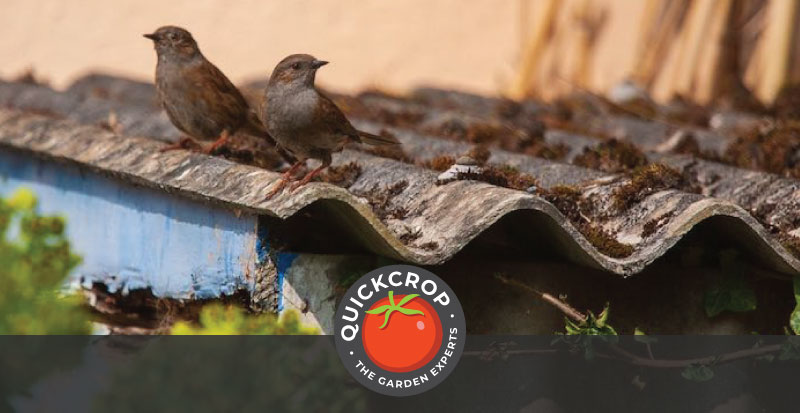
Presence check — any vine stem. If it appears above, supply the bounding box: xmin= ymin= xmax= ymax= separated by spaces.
xmin=493 ymin=274 xmax=786 ymax=369
xmin=494 ymin=274 xmax=586 ymax=323
xmin=605 ymin=342 xmax=781 ymax=368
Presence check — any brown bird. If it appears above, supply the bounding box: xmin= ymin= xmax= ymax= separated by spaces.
xmin=144 ymin=26 xmax=288 ymax=157
xmin=262 ymin=54 xmax=400 ymax=198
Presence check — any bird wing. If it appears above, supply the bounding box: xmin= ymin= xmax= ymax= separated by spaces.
xmin=313 ymin=92 xmax=361 ymax=141
xmin=184 ymin=61 xmax=251 ymax=129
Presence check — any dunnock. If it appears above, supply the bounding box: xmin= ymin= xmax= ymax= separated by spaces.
xmin=261 ymin=54 xmax=400 ymax=198
xmin=144 ymin=26 xmax=287 ymax=158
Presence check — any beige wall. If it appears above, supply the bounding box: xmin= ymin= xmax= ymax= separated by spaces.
xmin=0 ymin=0 xmax=526 ymax=94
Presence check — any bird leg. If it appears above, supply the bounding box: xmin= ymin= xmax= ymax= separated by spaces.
xmin=203 ymin=130 xmax=231 ymax=155
xmin=263 ymin=160 xmax=305 ymax=200
xmin=160 ymin=136 xmax=201 ymax=152
xmin=290 ymin=158 xmax=331 ymax=192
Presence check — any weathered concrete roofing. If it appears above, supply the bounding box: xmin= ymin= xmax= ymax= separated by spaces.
xmin=1 ymin=75 xmax=799 ymax=276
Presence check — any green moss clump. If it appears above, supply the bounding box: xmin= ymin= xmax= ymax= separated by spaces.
xmin=722 ymin=126 xmax=800 ymax=179
xmin=612 ymin=163 xmax=693 ymax=211
xmin=320 ymin=162 xmax=362 ymax=188
xmin=540 ymin=185 xmax=584 ymax=222
xmin=574 ymin=139 xmax=649 ymax=173
xmin=540 ymin=185 xmax=634 ymax=258
xmin=458 ymin=164 xmax=539 ymax=191
xmin=777 ymin=233 xmax=800 ymax=260
xmin=423 ymin=155 xmax=456 ymax=171
xmin=579 ymin=223 xmax=634 ymax=259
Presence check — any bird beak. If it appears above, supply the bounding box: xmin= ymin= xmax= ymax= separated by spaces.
xmin=143 ymin=33 xmax=158 ymax=41
xmin=311 ymin=60 xmax=329 ymax=69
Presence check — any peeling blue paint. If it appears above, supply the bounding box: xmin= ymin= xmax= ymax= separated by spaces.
xmin=0 ymin=150 xmax=259 ymax=299
xmin=275 ymin=253 xmax=298 ymax=311
xmin=255 ymin=220 xmax=271 ymax=264
xmin=254 ymin=222 xmax=298 ymax=311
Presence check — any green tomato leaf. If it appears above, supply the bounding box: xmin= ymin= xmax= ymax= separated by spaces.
xmin=364 ymin=305 xmax=391 ymax=315
xmin=378 ymin=309 xmax=396 ymax=329
xmin=366 ymin=291 xmax=426 ymax=329
xmin=396 ymin=308 xmax=424 ymax=316
xmin=395 ymin=293 xmax=420 ymax=308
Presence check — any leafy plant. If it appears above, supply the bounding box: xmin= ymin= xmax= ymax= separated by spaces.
xmin=563 ymin=303 xmax=618 ymax=336
xmin=703 ymin=251 xmax=757 ymax=317
xmin=633 ymin=327 xmax=657 ymax=344
xmin=171 ymin=304 xmax=318 ymax=335
xmin=790 ymin=276 xmax=800 ymax=335
xmin=778 ymin=336 xmax=800 ymax=360
xmin=554 ymin=303 xmax=618 ymax=360
xmin=96 ymin=306 xmax=356 ymax=412
xmin=0 ymin=189 xmax=91 ymax=411
xmin=92 ymin=333 xmax=362 ymax=412
xmin=681 ymin=363 xmax=714 ymax=382
xmin=0 ymin=188 xmax=90 ymax=334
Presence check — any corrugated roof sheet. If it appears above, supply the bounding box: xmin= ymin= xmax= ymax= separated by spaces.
xmin=1 ymin=74 xmax=799 ymax=277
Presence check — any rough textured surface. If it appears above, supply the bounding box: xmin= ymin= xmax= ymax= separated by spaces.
xmin=0 ymin=146 xmax=259 ymax=298
xmin=1 ymin=77 xmax=799 ymax=278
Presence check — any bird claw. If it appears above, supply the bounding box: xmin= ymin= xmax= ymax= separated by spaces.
xmin=263 ymin=179 xmax=290 ymax=201
xmin=160 ymin=137 xmax=199 ymax=153
xmin=203 ymin=131 xmax=230 ymax=155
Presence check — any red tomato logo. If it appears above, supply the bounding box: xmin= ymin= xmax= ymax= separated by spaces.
xmin=362 ymin=291 xmax=443 ymax=373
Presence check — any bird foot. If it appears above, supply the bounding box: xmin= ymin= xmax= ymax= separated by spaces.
xmin=160 ymin=137 xmax=201 ymax=153
xmin=263 ymin=177 xmax=290 ymax=201
xmin=203 ymin=131 xmax=230 ymax=155
xmin=289 ymin=165 xmax=327 ymax=192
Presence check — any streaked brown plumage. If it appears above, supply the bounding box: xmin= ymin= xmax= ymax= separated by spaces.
xmin=261 ymin=54 xmax=400 ymax=198
xmin=144 ymin=26 xmax=289 ymax=159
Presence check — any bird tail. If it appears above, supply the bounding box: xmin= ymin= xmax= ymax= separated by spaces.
xmin=357 ymin=131 xmax=401 ymax=146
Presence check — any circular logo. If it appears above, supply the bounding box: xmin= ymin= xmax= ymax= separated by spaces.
xmin=334 ymin=264 xmax=466 ymax=396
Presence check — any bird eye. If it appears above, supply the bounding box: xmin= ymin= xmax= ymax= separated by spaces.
xmin=291 ymin=63 xmax=301 ymax=70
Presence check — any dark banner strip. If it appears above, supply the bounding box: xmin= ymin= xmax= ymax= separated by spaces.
xmin=1 ymin=335 xmax=798 ymax=412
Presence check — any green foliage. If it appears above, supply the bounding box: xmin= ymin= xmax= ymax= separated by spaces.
xmin=633 ymin=327 xmax=657 ymax=344
xmin=790 ymin=276 xmax=800 ymax=335
xmin=563 ymin=303 xmax=618 ymax=336
xmin=171 ymin=304 xmax=319 ymax=335
xmin=0 ymin=189 xmax=90 ymax=411
xmin=554 ymin=303 xmax=618 ymax=360
xmin=0 ymin=188 xmax=90 ymax=334
xmin=95 ymin=309 xmax=358 ymax=412
xmin=92 ymin=334 xmax=364 ymax=412
xmin=681 ymin=363 xmax=714 ymax=382
xmin=703 ymin=251 xmax=757 ymax=317
xmin=778 ymin=337 xmax=800 ymax=360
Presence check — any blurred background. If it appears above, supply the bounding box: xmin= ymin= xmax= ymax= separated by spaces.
xmin=4 ymin=0 xmax=798 ymax=103
xmin=3 ymin=0 xmax=800 ymax=339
